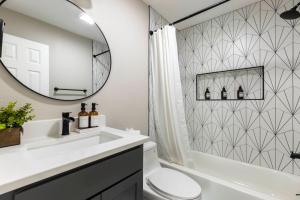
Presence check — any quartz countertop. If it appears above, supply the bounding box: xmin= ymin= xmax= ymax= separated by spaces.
xmin=0 ymin=127 xmax=149 ymax=195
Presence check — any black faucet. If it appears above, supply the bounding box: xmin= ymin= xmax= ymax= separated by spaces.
xmin=62 ymin=112 xmax=75 ymax=136
xmin=290 ymin=151 xmax=300 ymax=159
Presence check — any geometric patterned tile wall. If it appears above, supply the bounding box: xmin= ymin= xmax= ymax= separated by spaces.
xmin=149 ymin=0 xmax=300 ymax=176
xmin=149 ymin=7 xmax=169 ymax=32
xmin=177 ymin=0 xmax=300 ymax=176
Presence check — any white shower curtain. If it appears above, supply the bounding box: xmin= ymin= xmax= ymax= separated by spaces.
xmin=149 ymin=25 xmax=190 ymax=165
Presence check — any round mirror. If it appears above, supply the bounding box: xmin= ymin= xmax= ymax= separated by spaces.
xmin=0 ymin=0 xmax=111 ymax=101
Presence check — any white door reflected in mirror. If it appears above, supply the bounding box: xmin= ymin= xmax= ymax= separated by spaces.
xmin=2 ymin=33 xmax=49 ymax=96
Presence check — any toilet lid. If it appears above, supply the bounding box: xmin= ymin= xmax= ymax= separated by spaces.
xmin=146 ymin=168 xmax=201 ymax=200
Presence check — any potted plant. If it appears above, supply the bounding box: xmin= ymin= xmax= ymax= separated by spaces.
xmin=0 ymin=102 xmax=34 ymax=148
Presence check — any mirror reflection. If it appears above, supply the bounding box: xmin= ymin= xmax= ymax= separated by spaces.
xmin=0 ymin=0 xmax=111 ymax=100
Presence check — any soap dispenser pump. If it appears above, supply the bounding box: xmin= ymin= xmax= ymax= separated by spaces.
xmin=205 ymin=88 xmax=211 ymax=100
xmin=221 ymin=86 xmax=227 ymax=100
xmin=89 ymin=103 xmax=100 ymax=128
xmin=237 ymin=86 xmax=244 ymax=99
xmin=78 ymin=103 xmax=89 ymax=129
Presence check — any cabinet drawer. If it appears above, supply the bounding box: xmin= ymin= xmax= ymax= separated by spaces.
xmin=14 ymin=146 xmax=142 ymax=200
xmin=88 ymin=194 xmax=101 ymax=200
xmin=102 ymin=171 xmax=143 ymax=200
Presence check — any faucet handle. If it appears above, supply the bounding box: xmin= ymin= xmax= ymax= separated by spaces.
xmin=62 ymin=112 xmax=72 ymax=118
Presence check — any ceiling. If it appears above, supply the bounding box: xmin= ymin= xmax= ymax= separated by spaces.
xmin=143 ymin=0 xmax=261 ymax=30
xmin=1 ymin=0 xmax=106 ymax=43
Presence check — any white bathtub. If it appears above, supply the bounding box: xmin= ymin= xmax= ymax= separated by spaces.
xmin=160 ymin=151 xmax=300 ymax=200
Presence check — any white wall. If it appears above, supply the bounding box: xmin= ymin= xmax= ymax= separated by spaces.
xmin=0 ymin=0 xmax=149 ymax=135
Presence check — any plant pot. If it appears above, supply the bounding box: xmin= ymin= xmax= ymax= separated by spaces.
xmin=0 ymin=127 xmax=21 ymax=148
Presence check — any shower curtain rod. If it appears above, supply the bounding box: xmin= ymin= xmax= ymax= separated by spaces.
xmin=149 ymin=0 xmax=230 ymax=35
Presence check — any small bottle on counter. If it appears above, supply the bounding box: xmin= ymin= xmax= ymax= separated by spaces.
xmin=78 ymin=103 xmax=89 ymax=129
xmin=221 ymin=86 xmax=227 ymax=100
xmin=205 ymin=88 xmax=211 ymax=100
xmin=89 ymin=103 xmax=100 ymax=128
xmin=237 ymin=86 xmax=244 ymax=100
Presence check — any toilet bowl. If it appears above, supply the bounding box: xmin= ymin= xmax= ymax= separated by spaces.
xmin=143 ymin=142 xmax=202 ymax=200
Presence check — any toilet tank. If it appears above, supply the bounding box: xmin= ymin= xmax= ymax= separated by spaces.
xmin=143 ymin=142 xmax=161 ymax=176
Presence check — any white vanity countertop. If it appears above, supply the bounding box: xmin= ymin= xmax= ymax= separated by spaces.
xmin=0 ymin=127 xmax=149 ymax=195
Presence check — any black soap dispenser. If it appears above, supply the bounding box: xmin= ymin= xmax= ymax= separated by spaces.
xmin=221 ymin=86 xmax=227 ymax=100
xmin=237 ymin=86 xmax=244 ymax=99
xmin=205 ymin=88 xmax=211 ymax=100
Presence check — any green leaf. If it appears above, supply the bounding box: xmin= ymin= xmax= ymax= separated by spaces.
xmin=0 ymin=124 xmax=6 ymax=130
xmin=0 ymin=102 xmax=35 ymax=130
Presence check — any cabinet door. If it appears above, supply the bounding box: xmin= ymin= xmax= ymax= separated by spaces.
xmin=0 ymin=192 xmax=13 ymax=200
xmin=102 ymin=171 xmax=142 ymax=200
xmin=88 ymin=194 xmax=101 ymax=200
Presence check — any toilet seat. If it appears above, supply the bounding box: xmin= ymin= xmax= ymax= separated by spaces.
xmin=146 ymin=168 xmax=201 ymax=200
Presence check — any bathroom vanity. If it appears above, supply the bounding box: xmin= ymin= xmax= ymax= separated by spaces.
xmin=0 ymin=147 xmax=142 ymax=200
xmin=0 ymin=126 xmax=148 ymax=200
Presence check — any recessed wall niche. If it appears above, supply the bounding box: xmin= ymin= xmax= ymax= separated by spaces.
xmin=196 ymin=66 xmax=264 ymax=101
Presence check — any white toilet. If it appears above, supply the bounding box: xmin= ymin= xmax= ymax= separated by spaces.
xmin=143 ymin=142 xmax=202 ymax=200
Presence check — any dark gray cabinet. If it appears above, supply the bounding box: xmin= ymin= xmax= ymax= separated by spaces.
xmin=0 ymin=146 xmax=143 ymax=200
xmin=88 ymin=195 xmax=101 ymax=200
xmin=102 ymin=171 xmax=142 ymax=200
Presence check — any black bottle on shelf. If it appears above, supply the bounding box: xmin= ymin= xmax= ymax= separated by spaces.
xmin=221 ymin=86 xmax=227 ymax=100
xmin=237 ymin=86 xmax=244 ymax=99
xmin=205 ymin=88 xmax=211 ymax=100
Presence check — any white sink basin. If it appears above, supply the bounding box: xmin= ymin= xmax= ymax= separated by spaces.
xmin=26 ymin=132 xmax=121 ymax=159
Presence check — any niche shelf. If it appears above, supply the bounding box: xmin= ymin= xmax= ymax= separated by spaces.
xmin=196 ymin=66 xmax=264 ymax=101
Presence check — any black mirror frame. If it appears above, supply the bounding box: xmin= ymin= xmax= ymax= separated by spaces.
xmin=0 ymin=0 xmax=112 ymax=102
xmin=0 ymin=18 xmax=4 ymax=57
